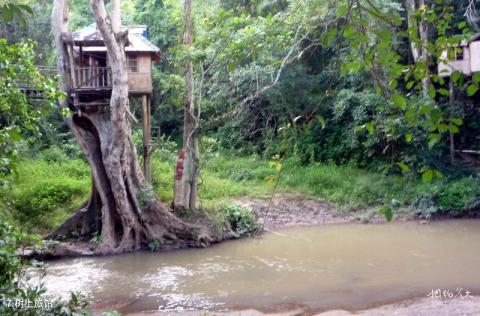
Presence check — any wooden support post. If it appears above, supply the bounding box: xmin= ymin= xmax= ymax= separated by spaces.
xmin=147 ymin=95 xmax=152 ymax=180
xmin=142 ymin=94 xmax=152 ymax=182
xmin=65 ymin=33 xmax=77 ymax=90
xmin=79 ymin=44 xmax=83 ymax=67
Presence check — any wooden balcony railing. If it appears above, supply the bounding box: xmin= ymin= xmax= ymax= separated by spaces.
xmin=36 ymin=66 xmax=58 ymax=77
xmin=15 ymin=66 xmax=57 ymax=87
xmin=73 ymin=67 xmax=112 ymax=90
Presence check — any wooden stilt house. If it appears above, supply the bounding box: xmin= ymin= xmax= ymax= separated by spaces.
xmin=67 ymin=24 xmax=160 ymax=110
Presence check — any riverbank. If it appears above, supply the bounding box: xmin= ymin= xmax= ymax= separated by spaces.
xmin=6 ymin=153 xmax=480 ymax=315
xmin=125 ymin=295 xmax=480 ymax=316
xmin=4 ymin=153 xmax=479 ymax=235
xmin=236 ymin=193 xmax=406 ymax=231
xmin=241 ymin=192 xmax=480 ymax=233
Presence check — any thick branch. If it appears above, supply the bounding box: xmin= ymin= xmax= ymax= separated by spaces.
xmin=111 ymin=0 xmax=121 ymax=33
xmin=405 ymin=0 xmax=420 ymax=62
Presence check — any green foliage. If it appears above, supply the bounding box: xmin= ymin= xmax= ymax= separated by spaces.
xmin=150 ymin=150 xmax=271 ymax=205
xmin=436 ymin=178 xmax=478 ymax=211
xmin=134 ymin=186 xmax=155 ymax=208
xmin=225 ymin=169 xmax=254 ymax=182
xmin=147 ymin=238 xmax=160 ymax=252
xmin=11 ymin=177 xmax=88 ymax=231
xmin=189 ymin=227 xmax=200 ymax=239
xmin=0 ymin=215 xmax=91 ymax=315
xmin=221 ymin=204 xmax=262 ymax=237
xmin=1 ymin=154 xmax=89 ymax=233
xmin=152 ymin=135 xmax=179 ymax=164
xmin=211 ymin=211 xmax=229 ymax=235
xmin=2 ymin=0 xmax=479 ymax=235
xmin=38 ymin=146 xmax=73 ymax=164
xmin=176 ymin=206 xmax=193 ymax=219
xmin=415 ymin=177 xmax=480 ymax=217
xmin=379 ymin=205 xmax=393 ymax=222
xmin=278 ymin=157 xmax=415 ymax=210
xmin=127 ymin=0 xmax=480 ymax=224
xmin=0 ymin=2 xmax=33 ymax=27
xmin=193 ymin=0 xmax=479 ymax=207
xmin=89 ymin=233 xmax=102 ymax=244
xmin=0 ymin=39 xmax=58 ymax=191
xmin=0 ymin=215 xmax=42 ymax=303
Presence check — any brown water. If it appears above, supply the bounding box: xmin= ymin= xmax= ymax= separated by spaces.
xmin=43 ymin=220 xmax=480 ymax=313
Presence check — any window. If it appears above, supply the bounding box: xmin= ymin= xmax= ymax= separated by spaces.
xmin=455 ymin=47 xmax=464 ymax=61
xmin=127 ymin=55 xmax=138 ymax=72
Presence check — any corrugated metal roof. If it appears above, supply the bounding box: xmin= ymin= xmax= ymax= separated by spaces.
xmin=73 ymin=24 xmax=160 ymax=54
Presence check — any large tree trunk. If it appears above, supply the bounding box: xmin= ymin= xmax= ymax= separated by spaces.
xmin=49 ymin=0 xmax=214 ymax=256
xmin=405 ymin=0 xmax=430 ymax=97
xmin=173 ymin=0 xmax=200 ymax=212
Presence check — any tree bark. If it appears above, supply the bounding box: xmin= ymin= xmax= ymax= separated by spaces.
xmin=173 ymin=0 xmax=200 ymax=212
xmin=405 ymin=0 xmax=430 ymax=97
xmin=111 ymin=0 xmax=121 ymax=33
xmin=49 ymin=0 xmax=215 ymax=256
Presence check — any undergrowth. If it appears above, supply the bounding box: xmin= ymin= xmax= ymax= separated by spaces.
xmin=2 ymin=145 xmax=479 ymax=235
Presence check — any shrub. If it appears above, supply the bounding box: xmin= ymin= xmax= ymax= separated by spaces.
xmin=225 ymin=168 xmax=254 ymax=182
xmin=414 ymin=177 xmax=480 ymax=217
xmin=435 ymin=178 xmax=478 ymax=212
xmin=221 ymin=204 xmax=262 ymax=237
xmin=211 ymin=212 xmax=229 ymax=236
xmin=13 ymin=178 xmax=87 ymax=222
xmin=135 ymin=186 xmax=155 ymax=208
xmin=147 ymin=238 xmax=160 ymax=252
xmin=2 ymin=158 xmax=90 ymax=232
xmin=150 ymin=135 xmax=178 ymax=164
xmin=38 ymin=147 xmax=69 ymax=164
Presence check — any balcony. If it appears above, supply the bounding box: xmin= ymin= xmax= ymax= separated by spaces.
xmin=73 ymin=67 xmax=112 ymax=91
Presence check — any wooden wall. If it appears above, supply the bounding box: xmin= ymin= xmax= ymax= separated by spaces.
xmin=471 ymin=42 xmax=480 ymax=73
xmin=438 ymin=47 xmax=472 ymax=77
xmin=128 ymin=53 xmax=153 ymax=94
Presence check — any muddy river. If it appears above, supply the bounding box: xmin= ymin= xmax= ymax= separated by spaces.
xmin=42 ymin=219 xmax=480 ymax=314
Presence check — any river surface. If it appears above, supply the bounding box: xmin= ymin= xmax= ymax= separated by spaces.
xmin=43 ymin=220 xmax=480 ymax=313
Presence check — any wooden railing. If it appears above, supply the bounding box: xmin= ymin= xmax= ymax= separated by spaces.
xmin=73 ymin=67 xmax=112 ymax=89
xmin=16 ymin=66 xmax=57 ymax=87
xmin=37 ymin=66 xmax=58 ymax=77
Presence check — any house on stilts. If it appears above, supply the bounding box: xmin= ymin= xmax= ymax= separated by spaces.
xmin=21 ymin=24 xmax=160 ymax=181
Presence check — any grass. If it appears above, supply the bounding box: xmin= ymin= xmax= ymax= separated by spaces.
xmin=1 ymin=158 xmax=90 ymax=234
xmin=278 ymin=159 xmax=426 ymax=211
xmin=149 ymin=152 xmax=434 ymax=213
xmin=150 ymin=153 xmax=273 ymax=209
xmin=3 ymin=149 xmax=476 ymax=234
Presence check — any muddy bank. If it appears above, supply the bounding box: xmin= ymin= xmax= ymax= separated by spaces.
xmin=124 ymin=296 xmax=480 ymax=316
xmin=236 ymin=193 xmax=407 ymax=230
xmin=343 ymin=296 xmax=480 ymax=315
xmin=33 ymin=193 xmax=389 ymax=259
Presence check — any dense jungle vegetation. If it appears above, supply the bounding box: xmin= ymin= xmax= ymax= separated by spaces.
xmin=1 ymin=0 xmax=480 ymax=313
xmin=2 ymin=0 xmax=480 ymax=230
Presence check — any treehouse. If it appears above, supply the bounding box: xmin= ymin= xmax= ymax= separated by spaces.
xmin=438 ymin=33 xmax=480 ymax=77
xmin=66 ymin=24 xmax=160 ymax=109
xmin=65 ymin=24 xmax=159 ymax=181
xmin=18 ymin=24 xmax=160 ymax=181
